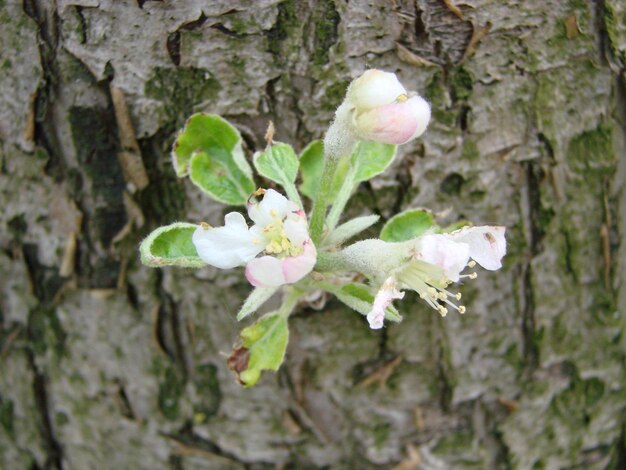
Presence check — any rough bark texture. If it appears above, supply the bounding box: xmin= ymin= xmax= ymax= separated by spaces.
xmin=1 ymin=0 xmax=625 ymax=468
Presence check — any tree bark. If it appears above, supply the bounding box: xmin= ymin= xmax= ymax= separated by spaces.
xmin=1 ymin=0 xmax=625 ymax=468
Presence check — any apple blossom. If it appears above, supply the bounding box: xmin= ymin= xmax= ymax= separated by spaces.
xmin=192 ymin=189 xmax=317 ymax=288
xmin=324 ymin=69 xmax=431 ymax=158
xmin=334 ymin=226 xmax=506 ymax=329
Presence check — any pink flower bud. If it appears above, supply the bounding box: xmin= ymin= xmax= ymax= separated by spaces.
xmin=354 ymin=95 xmax=431 ymax=145
xmin=325 ymin=69 xmax=431 ymax=154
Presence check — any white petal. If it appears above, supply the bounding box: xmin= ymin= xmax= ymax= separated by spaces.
xmin=347 ymin=70 xmax=407 ymax=110
xmin=247 ymin=189 xmax=297 ymax=226
xmin=245 ymin=256 xmax=286 ymax=287
xmin=446 ymin=226 xmax=506 ymax=271
xmin=407 ymin=95 xmax=431 ymax=141
xmin=283 ymin=213 xmax=309 ymax=246
xmin=415 ymin=234 xmax=470 ymax=282
xmin=192 ymin=212 xmax=263 ymax=269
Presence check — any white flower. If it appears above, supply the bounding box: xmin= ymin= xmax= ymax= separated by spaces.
xmin=325 ymin=69 xmax=431 ymax=157
xmin=343 ymin=226 xmax=506 ymax=328
xmin=192 ymin=189 xmax=317 ymax=288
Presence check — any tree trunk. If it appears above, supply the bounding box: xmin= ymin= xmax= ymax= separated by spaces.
xmin=1 ymin=0 xmax=625 ymax=468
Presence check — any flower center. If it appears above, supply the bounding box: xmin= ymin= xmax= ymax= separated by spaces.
xmin=261 ymin=214 xmax=303 ymax=258
xmin=396 ymin=260 xmax=475 ymax=317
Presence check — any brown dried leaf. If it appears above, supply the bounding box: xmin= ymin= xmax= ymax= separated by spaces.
xmin=111 ymin=86 xmax=149 ymax=191
xmin=391 ymin=444 xmax=422 ymax=470
xmin=442 ymin=0 xmax=464 ymax=20
xmin=357 ymin=355 xmax=403 ymax=388
xmin=564 ymin=15 xmax=580 ymax=39
xmin=497 ymin=397 xmax=519 ymax=413
xmin=227 ymin=345 xmax=251 ymax=385
xmin=396 ymin=42 xmax=437 ymax=68
xmin=463 ymin=22 xmax=491 ymax=61
xmin=59 ymin=232 xmax=78 ymax=277
xmin=265 ymin=120 xmax=275 ymax=146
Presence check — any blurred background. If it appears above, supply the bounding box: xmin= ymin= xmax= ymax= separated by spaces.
xmin=0 ymin=0 xmax=624 ymax=468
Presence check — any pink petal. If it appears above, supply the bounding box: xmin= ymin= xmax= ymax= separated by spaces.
xmin=354 ymin=96 xmax=431 ymax=145
xmin=245 ymin=256 xmax=286 ymax=287
xmin=367 ymin=278 xmax=405 ymax=329
xmin=282 ymin=241 xmax=317 ymax=284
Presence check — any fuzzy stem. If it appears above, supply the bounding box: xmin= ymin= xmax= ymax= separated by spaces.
xmin=284 ymin=182 xmax=303 ymax=209
xmin=325 ymin=165 xmax=357 ymax=231
xmin=309 ymin=154 xmax=339 ymax=244
xmin=314 ymin=251 xmax=353 ymax=272
xmin=277 ymin=287 xmax=301 ymax=319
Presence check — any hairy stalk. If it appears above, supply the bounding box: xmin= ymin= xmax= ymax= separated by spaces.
xmin=284 ymin=182 xmax=303 ymax=210
xmin=309 ymin=154 xmax=339 ymax=243
xmin=325 ymin=165 xmax=357 ymax=231
xmin=278 ymin=287 xmax=302 ymax=318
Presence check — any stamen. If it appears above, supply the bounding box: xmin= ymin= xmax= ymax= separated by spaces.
xmin=460 ymin=272 xmax=477 ymax=279
xmin=458 ymin=306 xmax=466 ymax=314
xmin=200 ymin=222 xmax=212 ymax=230
xmin=396 ymin=93 xmax=408 ymax=103
xmin=468 ymin=260 xmax=476 ymax=268
xmin=437 ymin=305 xmax=448 ymax=317
xmin=455 ymin=292 xmax=462 ymax=300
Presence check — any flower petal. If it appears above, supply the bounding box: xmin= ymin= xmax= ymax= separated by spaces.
xmin=282 ymin=241 xmax=317 ymax=284
xmin=283 ymin=213 xmax=309 ymax=246
xmin=192 ymin=212 xmax=263 ymax=269
xmin=354 ymin=96 xmax=431 ymax=145
xmin=415 ymin=234 xmax=470 ymax=282
xmin=367 ymin=278 xmax=405 ymax=329
xmin=247 ymin=189 xmax=298 ymax=226
xmin=347 ymin=69 xmax=407 ymax=110
xmin=245 ymin=256 xmax=286 ymax=287
xmin=446 ymin=226 xmax=506 ymax=271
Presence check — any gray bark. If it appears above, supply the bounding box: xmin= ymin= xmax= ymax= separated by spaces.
xmin=1 ymin=0 xmax=625 ymax=468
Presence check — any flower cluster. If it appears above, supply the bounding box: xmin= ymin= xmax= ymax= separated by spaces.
xmin=140 ymin=68 xmax=506 ymax=386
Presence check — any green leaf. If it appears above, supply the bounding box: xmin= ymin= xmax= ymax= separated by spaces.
xmin=172 ymin=113 xmax=255 ymax=205
xmin=298 ymin=140 xmax=349 ymax=201
xmin=236 ymin=287 xmax=278 ymax=321
xmin=324 ymin=214 xmax=380 ymax=246
xmin=189 ymin=151 xmax=256 ymax=206
xmin=229 ymin=313 xmax=289 ymax=387
xmin=352 ymin=141 xmax=397 ymax=183
xmin=335 ymin=283 xmax=402 ymax=323
xmin=298 ymin=140 xmax=324 ymax=200
xmin=439 ymin=220 xmax=471 ymax=233
xmin=254 ymin=142 xmax=299 ymax=187
xmin=380 ymin=209 xmax=437 ymax=242
xmin=140 ymin=222 xmax=205 ymax=268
